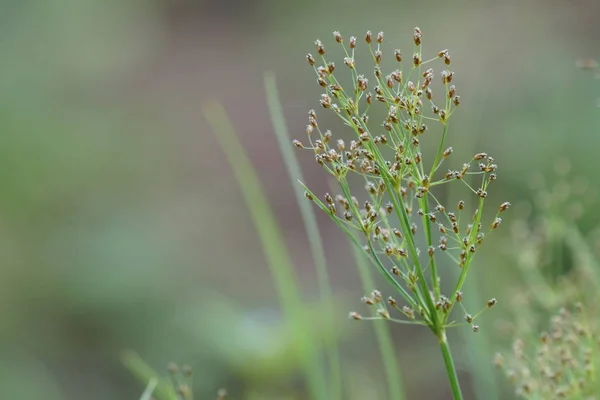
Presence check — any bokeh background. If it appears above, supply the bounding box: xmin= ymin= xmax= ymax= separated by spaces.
xmin=2 ymin=0 xmax=600 ymax=399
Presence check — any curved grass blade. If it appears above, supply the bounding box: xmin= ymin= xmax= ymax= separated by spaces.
xmin=120 ymin=350 xmax=177 ymax=400
xmin=204 ymin=101 xmax=328 ymax=400
xmin=264 ymin=71 xmax=341 ymax=400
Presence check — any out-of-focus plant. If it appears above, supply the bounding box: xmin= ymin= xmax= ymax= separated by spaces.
xmin=495 ymin=162 xmax=600 ymax=398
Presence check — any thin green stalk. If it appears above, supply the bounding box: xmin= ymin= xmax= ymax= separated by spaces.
xmin=204 ymin=102 xmax=328 ymax=400
xmin=451 ymin=198 xmax=485 ymax=303
xmin=264 ymin=71 xmax=342 ymax=400
xmin=445 ymin=92 xmax=501 ymax=400
xmin=351 ymin=237 xmax=406 ymax=400
xmin=438 ymin=330 xmax=464 ymax=400
xmin=419 ymin=196 xmax=441 ymax=298
xmin=120 ymin=350 xmax=177 ymax=400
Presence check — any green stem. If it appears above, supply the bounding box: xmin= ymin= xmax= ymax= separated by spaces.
xmin=438 ymin=330 xmax=464 ymax=400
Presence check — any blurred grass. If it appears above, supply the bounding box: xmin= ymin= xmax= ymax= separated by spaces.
xmin=204 ymin=101 xmax=328 ymax=399
xmin=350 ymin=243 xmax=406 ymax=400
xmin=264 ymin=71 xmax=342 ymax=399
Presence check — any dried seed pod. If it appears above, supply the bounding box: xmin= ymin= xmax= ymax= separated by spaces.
xmin=395 ymin=49 xmax=402 ymax=62
xmin=413 ymin=27 xmax=422 ymax=45
xmin=315 ymin=39 xmax=325 ymax=55
xmin=333 ymin=31 xmax=342 ymax=43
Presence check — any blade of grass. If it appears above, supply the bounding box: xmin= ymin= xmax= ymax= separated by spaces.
xmin=264 ymin=71 xmax=341 ymax=400
xmin=350 ymin=237 xmax=406 ymax=400
xmin=120 ymin=350 xmax=177 ymax=400
xmin=204 ymin=101 xmax=328 ymax=400
xmin=140 ymin=378 xmax=159 ymax=400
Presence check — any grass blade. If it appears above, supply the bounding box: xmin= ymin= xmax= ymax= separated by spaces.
xmin=204 ymin=101 xmax=328 ymax=399
xmin=140 ymin=378 xmax=159 ymax=400
xmin=120 ymin=350 xmax=177 ymax=400
xmin=264 ymin=71 xmax=341 ymax=399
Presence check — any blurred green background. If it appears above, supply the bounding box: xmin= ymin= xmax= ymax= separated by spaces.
xmin=2 ymin=0 xmax=599 ymax=399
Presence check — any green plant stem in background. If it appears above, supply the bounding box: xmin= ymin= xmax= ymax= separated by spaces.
xmin=204 ymin=102 xmax=328 ymax=400
xmin=350 ymin=241 xmax=406 ymax=400
xmin=437 ymin=331 xmax=463 ymax=400
xmin=264 ymin=71 xmax=342 ymax=400
xmin=121 ymin=350 xmax=177 ymax=400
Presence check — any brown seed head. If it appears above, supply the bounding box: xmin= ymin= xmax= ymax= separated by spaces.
xmin=395 ymin=49 xmax=402 ymax=62
xmin=333 ymin=31 xmax=342 ymax=43
xmin=315 ymin=39 xmax=325 ymax=55
xmin=349 ymin=36 xmax=356 ymax=48
xmin=413 ymin=53 xmax=421 ymax=67
xmin=413 ymin=27 xmax=422 ymax=45
xmin=499 ymin=202 xmax=511 ymax=212
xmin=349 ymin=311 xmax=362 ymax=320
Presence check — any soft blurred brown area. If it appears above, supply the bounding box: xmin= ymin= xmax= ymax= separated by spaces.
xmin=1 ymin=0 xmax=599 ymax=399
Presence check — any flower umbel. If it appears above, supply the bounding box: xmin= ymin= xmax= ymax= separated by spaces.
xmin=297 ymin=28 xmax=510 ymax=399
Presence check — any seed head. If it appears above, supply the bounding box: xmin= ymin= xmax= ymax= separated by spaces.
xmin=491 ymin=217 xmax=502 ymax=230
xmin=394 ymin=49 xmax=402 ymax=62
xmin=377 ymin=31 xmax=384 ymax=43
xmin=344 ymin=57 xmax=356 ymax=69
xmin=438 ymin=49 xmax=451 ymax=65
xmin=499 ymin=202 xmax=511 ymax=212
xmin=361 ymin=296 xmax=375 ymax=305
xmin=365 ymin=31 xmax=372 ymax=44
xmin=349 ymin=311 xmax=362 ymax=320
xmin=413 ymin=27 xmax=422 ymax=45
xmin=349 ymin=36 xmax=356 ymax=48
xmin=333 ymin=31 xmax=342 ymax=43
xmin=374 ymin=50 xmax=382 ymax=64
xmin=413 ymin=53 xmax=421 ymax=67
xmin=306 ymin=53 xmax=316 ymax=66
xmin=456 ymin=291 xmax=463 ymax=302
xmin=315 ymin=39 xmax=325 ymax=55
xmin=320 ymin=94 xmax=332 ymax=108
xmin=402 ymin=306 xmax=415 ymax=319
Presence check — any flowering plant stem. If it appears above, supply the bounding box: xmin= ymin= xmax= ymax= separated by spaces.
xmin=296 ymin=28 xmax=509 ymax=399
xmin=438 ymin=330 xmax=463 ymax=400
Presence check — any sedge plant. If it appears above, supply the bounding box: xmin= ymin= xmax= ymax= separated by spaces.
xmin=294 ymin=28 xmax=510 ymax=399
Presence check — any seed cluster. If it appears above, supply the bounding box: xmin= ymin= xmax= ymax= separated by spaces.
xmin=495 ymin=305 xmax=598 ymax=399
xmin=296 ymin=28 xmax=510 ymax=332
